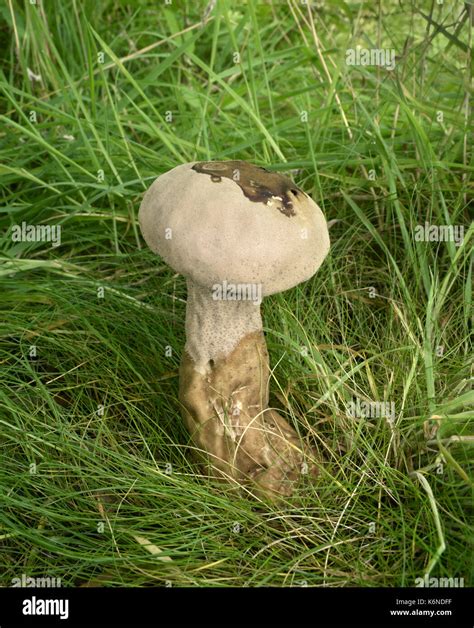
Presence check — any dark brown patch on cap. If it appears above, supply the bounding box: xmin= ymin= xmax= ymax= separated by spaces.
xmin=192 ymin=160 xmax=304 ymax=217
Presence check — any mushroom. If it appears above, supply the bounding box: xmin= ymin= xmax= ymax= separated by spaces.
xmin=139 ymin=160 xmax=330 ymax=500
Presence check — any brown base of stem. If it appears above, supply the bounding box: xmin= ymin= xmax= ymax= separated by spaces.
xmin=179 ymin=331 xmax=319 ymax=500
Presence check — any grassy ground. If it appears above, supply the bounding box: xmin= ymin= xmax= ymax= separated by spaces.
xmin=0 ymin=0 xmax=472 ymax=588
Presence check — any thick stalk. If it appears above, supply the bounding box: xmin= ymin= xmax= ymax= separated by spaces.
xmin=179 ymin=280 xmax=318 ymax=499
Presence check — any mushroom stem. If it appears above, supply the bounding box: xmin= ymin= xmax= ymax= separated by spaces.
xmin=179 ymin=280 xmax=318 ymax=500
xmin=183 ymin=279 xmax=263 ymax=374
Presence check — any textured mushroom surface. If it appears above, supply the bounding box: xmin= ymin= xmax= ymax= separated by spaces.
xmin=138 ymin=160 xmax=329 ymax=500
xmin=192 ymin=160 xmax=302 ymax=217
xmin=179 ymin=329 xmax=318 ymax=499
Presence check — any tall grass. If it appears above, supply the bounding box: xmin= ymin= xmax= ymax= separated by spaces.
xmin=0 ymin=0 xmax=472 ymax=587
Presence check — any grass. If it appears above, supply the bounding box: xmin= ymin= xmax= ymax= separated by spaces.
xmin=0 ymin=0 xmax=472 ymax=588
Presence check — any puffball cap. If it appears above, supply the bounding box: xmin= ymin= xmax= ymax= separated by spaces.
xmin=139 ymin=160 xmax=330 ymax=296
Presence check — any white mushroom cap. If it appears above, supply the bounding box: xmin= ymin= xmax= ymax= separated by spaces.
xmin=139 ymin=161 xmax=330 ymax=296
